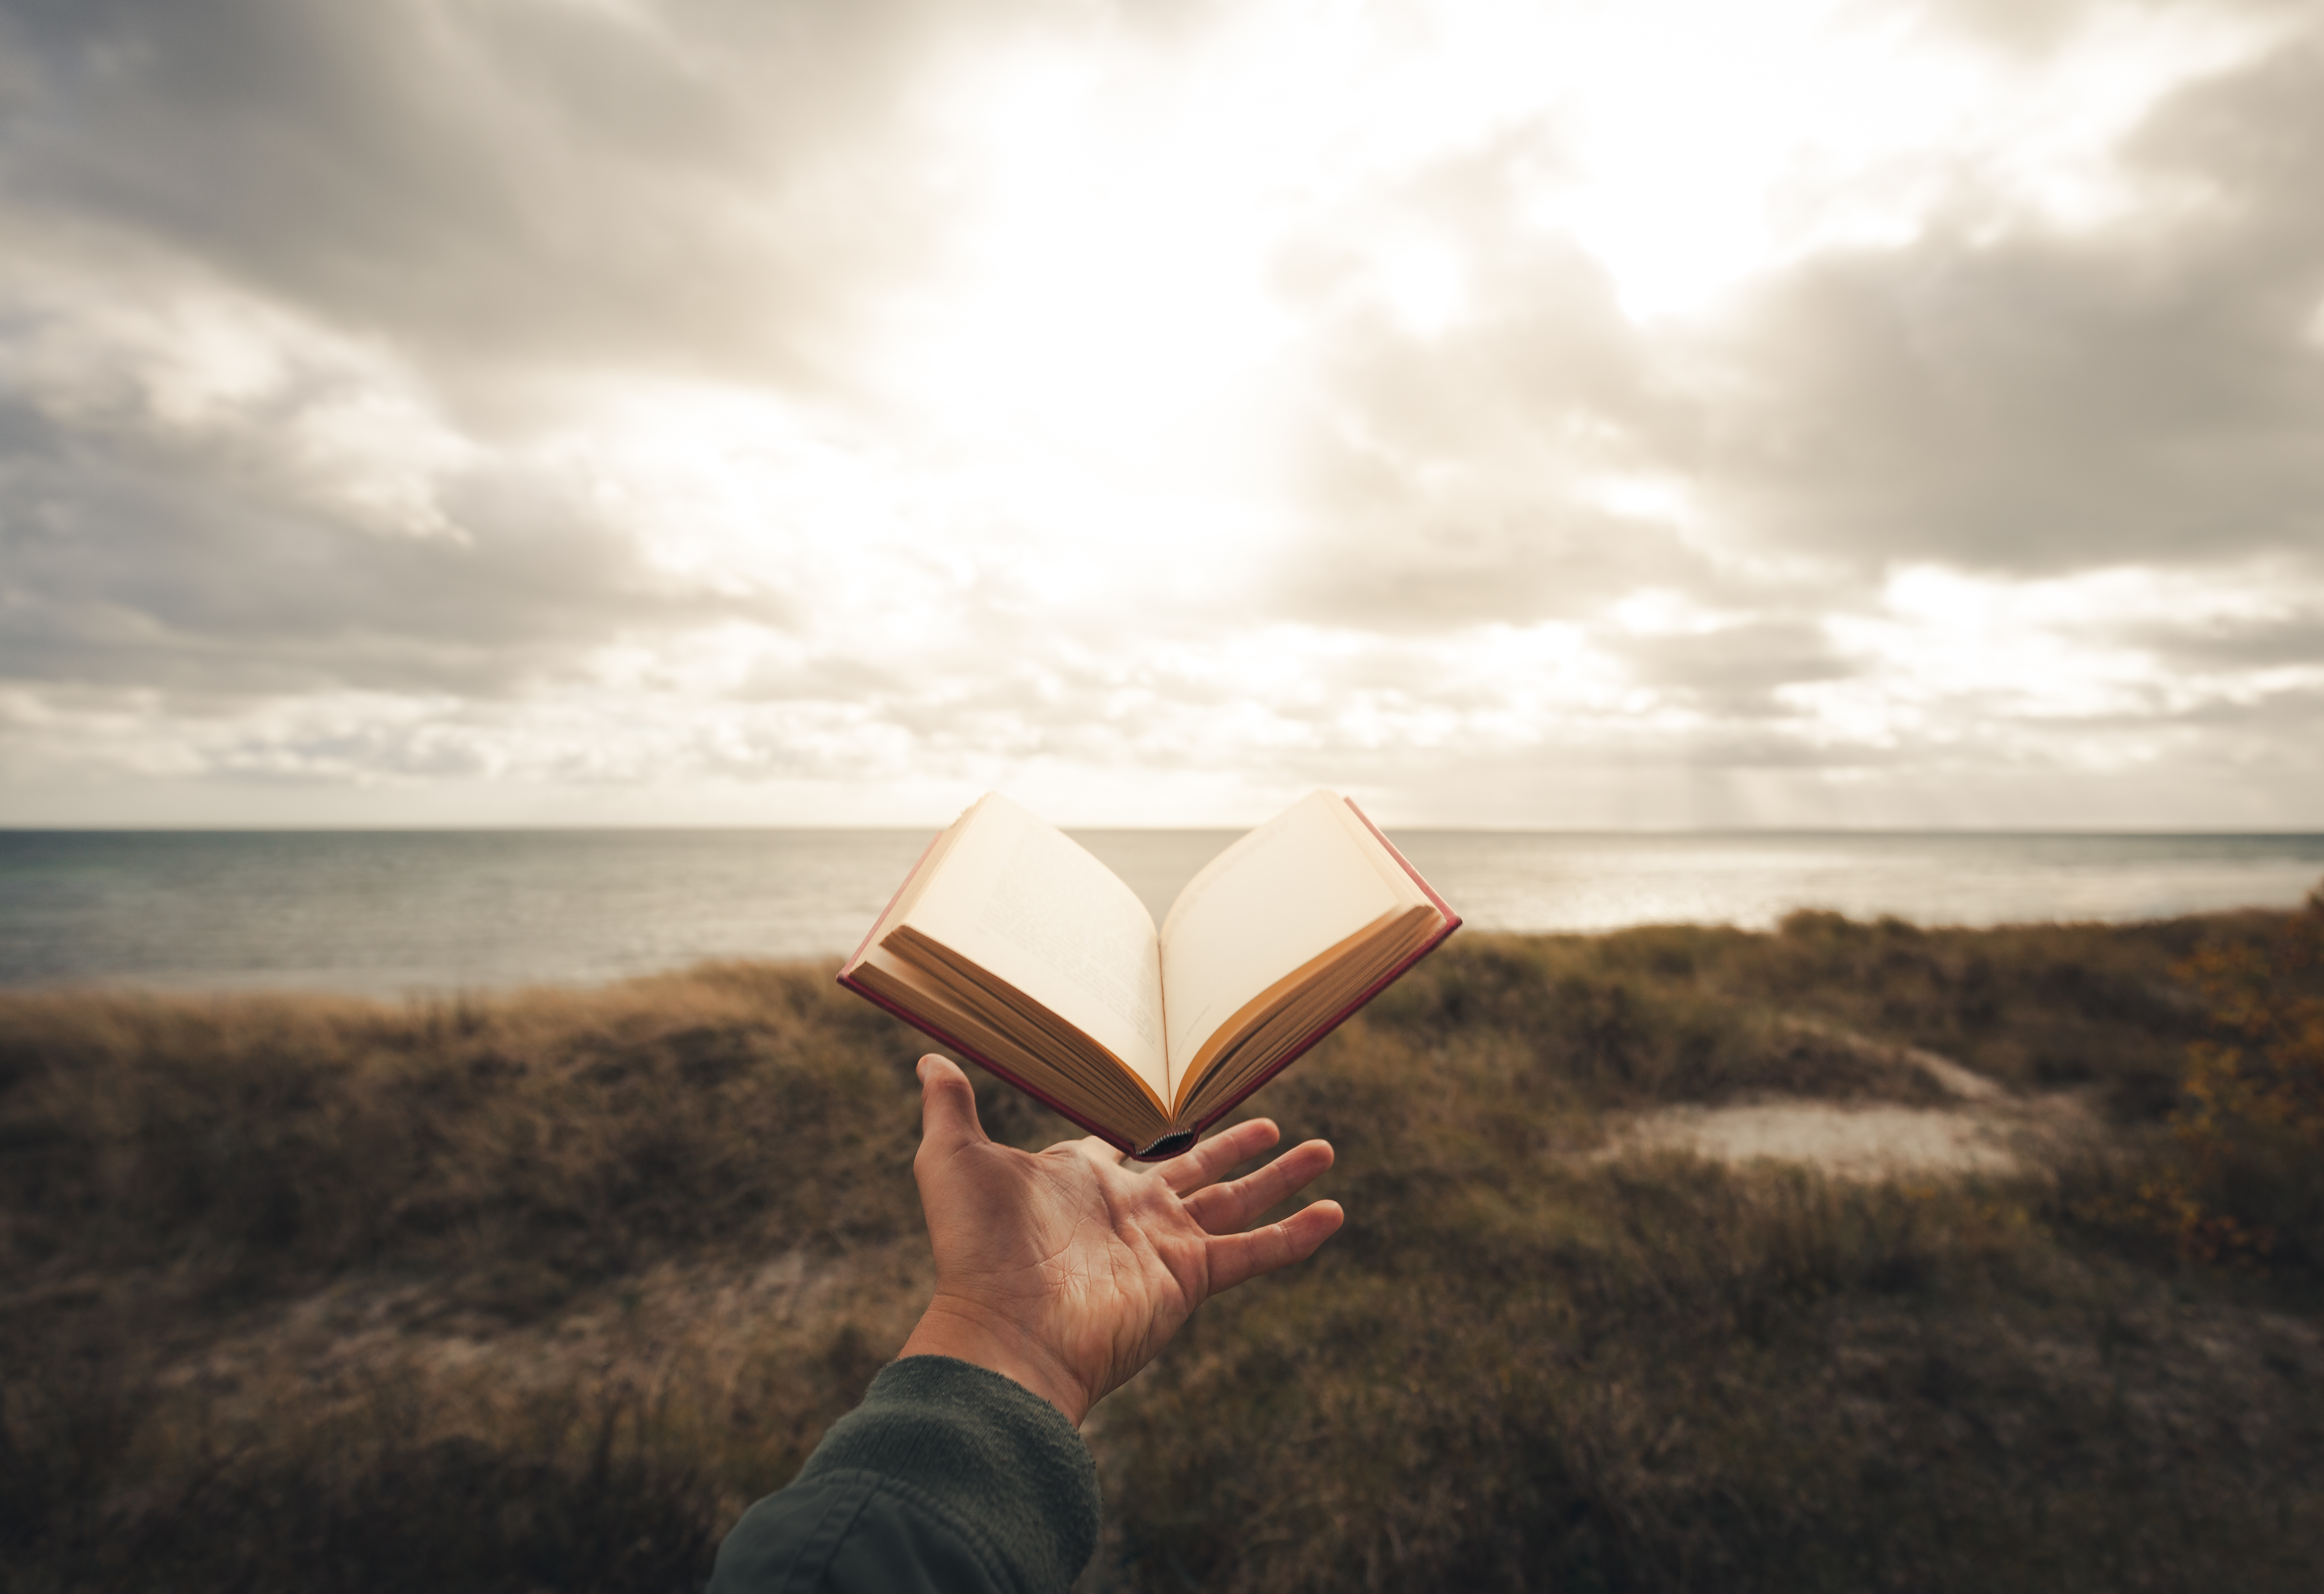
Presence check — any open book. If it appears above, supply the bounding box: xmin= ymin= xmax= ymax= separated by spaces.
xmin=839 ymin=790 xmax=1460 ymax=1159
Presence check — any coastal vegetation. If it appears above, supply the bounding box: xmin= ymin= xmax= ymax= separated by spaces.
xmin=3 ymin=897 xmax=2321 ymax=1591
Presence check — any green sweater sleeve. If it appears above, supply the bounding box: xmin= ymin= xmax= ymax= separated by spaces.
xmin=706 ymin=1356 xmax=1102 ymax=1594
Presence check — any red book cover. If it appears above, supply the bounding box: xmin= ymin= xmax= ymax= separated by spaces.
xmin=837 ymin=797 xmax=1460 ymax=1159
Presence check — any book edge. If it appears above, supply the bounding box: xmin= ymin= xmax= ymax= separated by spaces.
xmin=835 ymin=968 xmax=1144 ymax=1158
xmin=842 ymin=827 xmax=947 ymax=974
xmin=1344 ymin=797 xmax=1460 ymax=926
xmin=1174 ymin=801 xmax=1462 ymax=1152
xmin=1175 ymin=910 xmax=1460 ymax=1151
xmin=836 ymin=798 xmax=1463 ymax=1164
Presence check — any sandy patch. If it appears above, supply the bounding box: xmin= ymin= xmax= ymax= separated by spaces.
xmin=1779 ymin=1014 xmax=2010 ymax=1103
xmin=1599 ymin=1021 xmax=2098 ymax=1181
xmin=1609 ymin=1101 xmax=2025 ymax=1179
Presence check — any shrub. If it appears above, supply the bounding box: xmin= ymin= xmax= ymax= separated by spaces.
xmin=2141 ymin=883 xmax=2324 ymax=1270
xmin=7 ymin=917 xmax=2323 ymax=1592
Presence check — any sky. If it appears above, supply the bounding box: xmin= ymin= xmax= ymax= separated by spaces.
xmin=0 ymin=0 xmax=2320 ymax=830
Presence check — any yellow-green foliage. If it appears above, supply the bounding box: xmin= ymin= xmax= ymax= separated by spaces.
xmin=1364 ymin=911 xmax=2236 ymax=1119
xmin=2142 ymin=887 xmax=2324 ymax=1268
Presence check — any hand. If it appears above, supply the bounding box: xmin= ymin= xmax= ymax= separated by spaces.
xmin=896 ymin=1054 xmax=1345 ymax=1427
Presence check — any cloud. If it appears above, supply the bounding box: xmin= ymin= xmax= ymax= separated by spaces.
xmin=1688 ymin=26 xmax=2324 ymax=575
xmin=1259 ymin=158 xmax=1713 ymax=630
xmin=0 ymin=0 xmax=1005 ymax=397
xmin=0 ymin=284 xmax=767 ymax=700
xmin=0 ymin=0 xmax=2319 ymax=826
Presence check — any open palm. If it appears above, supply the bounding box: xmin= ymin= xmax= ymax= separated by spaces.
xmin=899 ymin=1054 xmax=1345 ymax=1426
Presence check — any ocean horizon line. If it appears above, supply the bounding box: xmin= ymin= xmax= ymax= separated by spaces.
xmin=6 ymin=823 xmax=2322 ymax=838
xmin=8 ymin=828 xmax=2321 ymax=998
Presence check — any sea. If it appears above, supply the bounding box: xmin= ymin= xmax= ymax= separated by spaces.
xmin=2 ymin=829 xmax=2320 ymax=999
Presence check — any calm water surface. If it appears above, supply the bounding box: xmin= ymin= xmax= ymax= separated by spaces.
xmin=3 ymin=829 xmax=2320 ymax=998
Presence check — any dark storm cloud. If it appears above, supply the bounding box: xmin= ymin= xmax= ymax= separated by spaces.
xmin=2127 ymin=609 xmax=2324 ymax=670
xmin=1604 ymin=622 xmax=1857 ymax=717
xmin=0 ymin=0 xmax=2318 ymax=822
xmin=0 ymin=0 xmax=1027 ymax=399
xmin=1696 ymin=26 xmax=2324 ymax=575
xmin=0 ymin=388 xmax=773 ymax=698
xmin=1162 ymin=4 xmax=2324 ymax=826
xmin=1910 ymin=0 xmax=2316 ymax=59
xmin=0 ymin=0 xmax=1004 ymax=714
xmin=2164 ymin=680 xmax=2324 ymax=735
xmin=1251 ymin=4 xmax=2324 ymax=661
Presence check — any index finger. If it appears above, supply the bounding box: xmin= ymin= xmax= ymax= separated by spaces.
xmin=1153 ymin=1118 xmax=1281 ymax=1195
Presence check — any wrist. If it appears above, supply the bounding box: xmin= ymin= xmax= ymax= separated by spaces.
xmin=899 ymin=1295 xmax=1092 ymax=1427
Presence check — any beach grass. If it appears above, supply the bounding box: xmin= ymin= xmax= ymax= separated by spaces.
xmin=3 ymin=907 xmax=2319 ymax=1591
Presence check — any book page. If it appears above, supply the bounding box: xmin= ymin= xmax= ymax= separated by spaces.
xmin=848 ymin=940 xmax=1174 ymax=1149
xmin=1158 ymin=791 xmax=1406 ymax=1095
xmin=896 ymin=794 xmax=1168 ymax=1100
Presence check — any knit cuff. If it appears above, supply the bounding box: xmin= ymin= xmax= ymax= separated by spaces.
xmin=797 ymin=1355 xmax=1102 ymax=1593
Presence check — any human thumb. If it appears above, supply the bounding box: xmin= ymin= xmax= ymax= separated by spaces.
xmin=915 ymin=1053 xmax=988 ymax=1163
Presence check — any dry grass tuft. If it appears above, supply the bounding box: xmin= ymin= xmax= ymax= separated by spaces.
xmin=4 ymin=911 xmax=2321 ymax=1592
